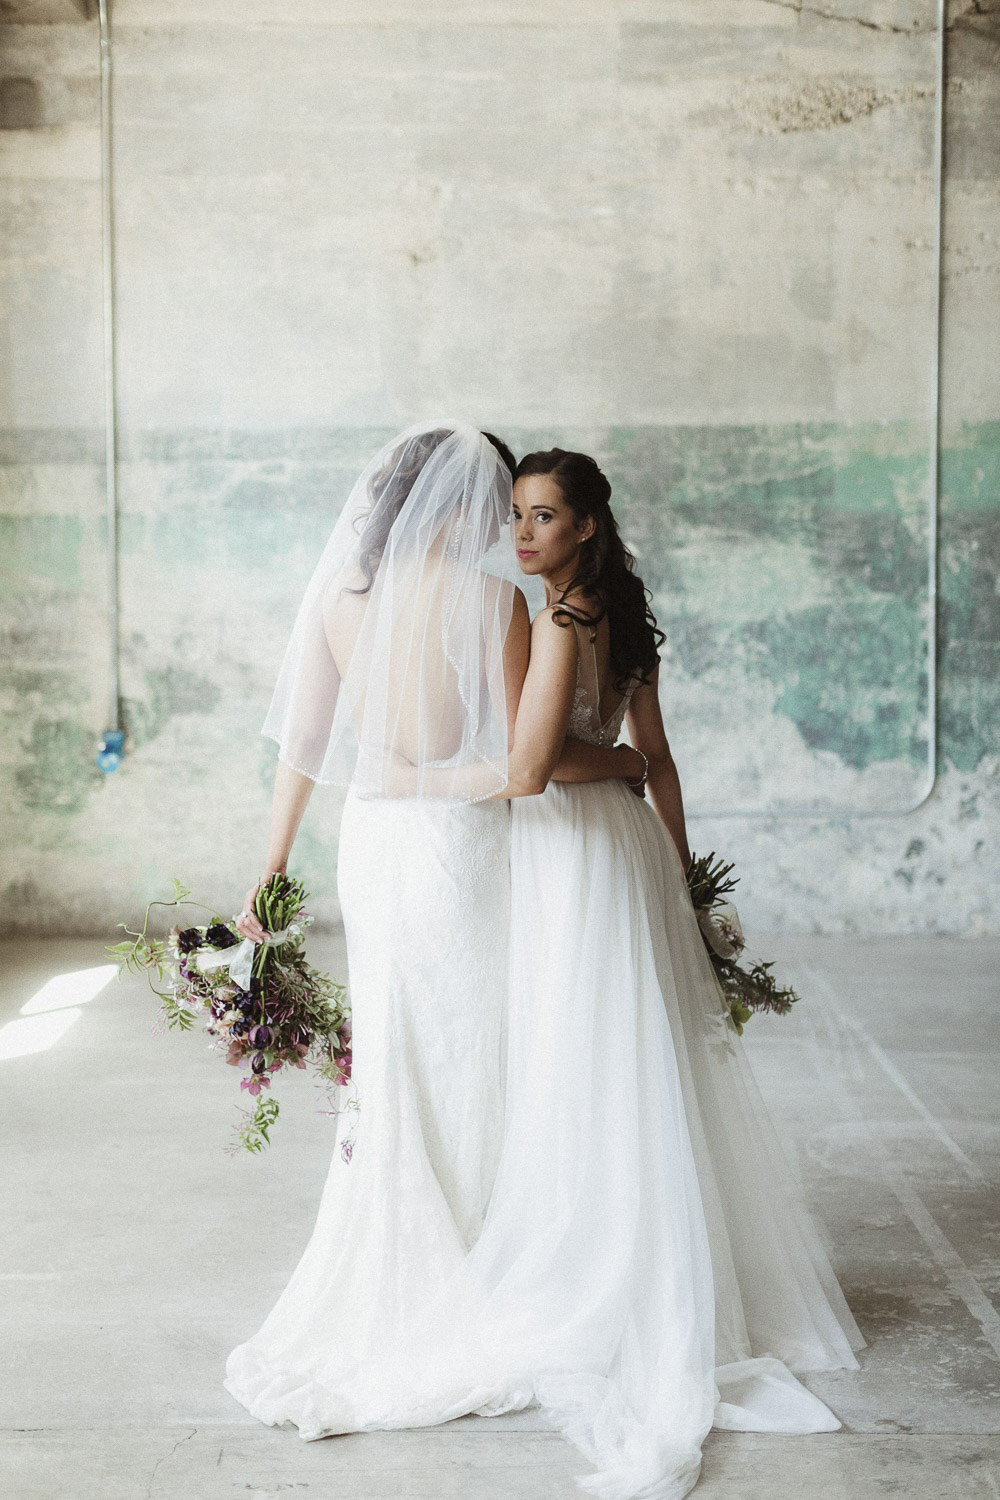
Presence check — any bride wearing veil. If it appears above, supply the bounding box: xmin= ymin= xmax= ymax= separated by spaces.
xmin=224 ymin=422 xmax=632 ymax=1426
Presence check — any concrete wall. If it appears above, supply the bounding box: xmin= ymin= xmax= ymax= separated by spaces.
xmin=1 ymin=0 xmax=997 ymax=936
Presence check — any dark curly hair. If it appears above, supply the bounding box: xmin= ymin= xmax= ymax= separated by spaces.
xmin=513 ymin=448 xmax=664 ymax=691
xmin=349 ymin=428 xmax=516 ymax=594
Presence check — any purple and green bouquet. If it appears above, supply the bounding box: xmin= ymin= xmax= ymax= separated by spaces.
xmin=108 ymin=873 xmax=355 ymax=1155
xmin=686 ymin=852 xmax=800 ymax=1035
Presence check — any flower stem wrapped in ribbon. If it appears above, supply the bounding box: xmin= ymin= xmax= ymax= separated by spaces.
xmin=108 ymin=873 xmax=356 ymax=1155
xmin=193 ymin=927 xmax=292 ymax=991
xmin=685 ymin=852 xmax=800 ymax=1035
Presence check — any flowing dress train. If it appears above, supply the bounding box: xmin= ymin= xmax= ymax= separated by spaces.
xmin=226 ymin=628 xmax=865 ymax=1500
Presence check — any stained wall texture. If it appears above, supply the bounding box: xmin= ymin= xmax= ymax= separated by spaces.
xmin=1 ymin=0 xmax=997 ymax=936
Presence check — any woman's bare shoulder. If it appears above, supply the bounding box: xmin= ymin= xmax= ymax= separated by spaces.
xmin=530 ymin=604 xmax=581 ymax=661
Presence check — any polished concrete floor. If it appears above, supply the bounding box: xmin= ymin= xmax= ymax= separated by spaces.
xmin=1 ymin=933 xmax=998 ymax=1499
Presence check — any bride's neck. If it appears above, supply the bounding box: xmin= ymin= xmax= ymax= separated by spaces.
xmin=542 ymin=571 xmax=580 ymax=607
xmin=542 ymin=573 xmax=600 ymax=613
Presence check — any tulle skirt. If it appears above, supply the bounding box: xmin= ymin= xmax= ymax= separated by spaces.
xmin=225 ymin=779 xmax=864 ymax=1500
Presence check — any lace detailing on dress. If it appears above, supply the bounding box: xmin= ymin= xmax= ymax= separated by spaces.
xmin=566 ymin=623 xmax=639 ymax=747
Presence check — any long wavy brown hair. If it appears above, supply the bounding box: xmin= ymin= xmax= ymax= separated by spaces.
xmin=514 ymin=448 xmax=664 ymax=691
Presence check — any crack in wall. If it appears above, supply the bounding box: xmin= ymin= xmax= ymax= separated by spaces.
xmin=760 ymin=0 xmax=999 ymax=35
xmin=759 ymin=0 xmax=936 ymax=34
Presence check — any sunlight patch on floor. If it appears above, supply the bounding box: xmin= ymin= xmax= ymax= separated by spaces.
xmin=0 ymin=1007 xmax=83 ymax=1060
xmin=0 ymin=962 xmax=118 ymax=1060
xmin=19 ymin=964 xmax=117 ymax=1016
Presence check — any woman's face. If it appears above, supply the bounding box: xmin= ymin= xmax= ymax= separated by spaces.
xmin=512 ymin=474 xmax=594 ymax=581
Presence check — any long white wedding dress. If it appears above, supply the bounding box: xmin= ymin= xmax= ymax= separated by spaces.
xmin=225 ymin=622 xmax=865 ymax=1500
xmin=224 ymin=789 xmax=513 ymax=1423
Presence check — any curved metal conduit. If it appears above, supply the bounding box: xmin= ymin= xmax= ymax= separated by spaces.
xmin=94 ymin=1 xmax=946 ymax=811
xmin=692 ymin=0 xmax=945 ymax=822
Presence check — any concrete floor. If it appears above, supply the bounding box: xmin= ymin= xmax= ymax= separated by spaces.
xmin=1 ymin=933 xmax=998 ymax=1500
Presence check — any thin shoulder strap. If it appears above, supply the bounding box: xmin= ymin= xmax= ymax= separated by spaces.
xmin=568 ymin=617 xmax=600 ymax=705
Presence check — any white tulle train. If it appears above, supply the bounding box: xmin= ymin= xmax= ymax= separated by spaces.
xmin=225 ymin=778 xmax=864 ymax=1500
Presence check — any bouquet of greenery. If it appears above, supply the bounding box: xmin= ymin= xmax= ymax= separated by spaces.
xmin=685 ymin=852 xmax=800 ymax=1035
xmin=108 ymin=873 xmax=355 ymax=1155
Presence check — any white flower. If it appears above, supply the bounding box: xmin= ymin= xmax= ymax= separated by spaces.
xmin=697 ymin=901 xmax=745 ymax=961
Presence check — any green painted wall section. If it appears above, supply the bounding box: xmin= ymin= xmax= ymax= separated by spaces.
xmin=0 ymin=418 xmax=996 ymax=935
xmin=2 ymin=420 xmax=996 ymax=815
xmin=605 ymin=422 xmax=935 ymax=775
xmin=0 ymin=515 xmax=86 ymax=592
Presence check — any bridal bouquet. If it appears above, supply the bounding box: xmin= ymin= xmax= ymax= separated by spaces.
xmin=108 ymin=873 xmax=356 ymax=1156
xmin=685 ymin=852 xmax=800 ymax=1035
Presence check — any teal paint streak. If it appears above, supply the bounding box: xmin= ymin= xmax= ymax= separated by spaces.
xmin=752 ymin=599 xmax=926 ymax=771
xmin=941 ymin=421 xmax=1000 ymax=512
xmin=0 ymin=667 xmax=80 ymax=700
xmin=939 ymin=424 xmax=1000 ymax=770
xmin=15 ymin=717 xmax=101 ymax=814
xmin=604 ymin=423 xmax=932 ymax=771
xmin=122 ymin=665 xmax=222 ymax=748
xmin=0 ymin=515 xmax=85 ymax=590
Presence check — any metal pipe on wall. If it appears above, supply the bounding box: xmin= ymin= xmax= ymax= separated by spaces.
xmin=96 ymin=0 xmax=125 ymax=773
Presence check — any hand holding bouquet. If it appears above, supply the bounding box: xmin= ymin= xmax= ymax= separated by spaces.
xmin=685 ymin=852 xmax=800 ymax=1035
xmin=108 ymin=873 xmax=355 ymax=1155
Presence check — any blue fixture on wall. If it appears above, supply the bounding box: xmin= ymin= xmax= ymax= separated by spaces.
xmin=96 ymin=730 xmax=125 ymax=774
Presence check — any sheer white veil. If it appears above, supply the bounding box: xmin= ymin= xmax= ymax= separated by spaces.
xmin=261 ymin=422 xmax=519 ymax=801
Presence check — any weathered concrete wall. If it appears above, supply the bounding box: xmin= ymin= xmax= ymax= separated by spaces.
xmin=1 ymin=0 xmax=997 ymax=935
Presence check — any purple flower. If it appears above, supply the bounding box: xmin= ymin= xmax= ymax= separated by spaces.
xmin=206 ymin=922 xmax=239 ymax=949
xmin=176 ymin=927 xmax=203 ymax=954
xmin=249 ymin=1025 xmax=273 ymax=1048
xmin=251 ymin=1051 xmax=268 ymax=1074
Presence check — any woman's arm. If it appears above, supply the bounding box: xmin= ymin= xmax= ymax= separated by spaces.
xmin=501 ymin=609 xmax=645 ymax=796
xmin=500 ymin=608 xmax=579 ymax=797
xmin=236 ymin=760 xmax=316 ymax=944
xmin=503 ymin=594 xmax=638 ymax=792
xmin=551 ymin=737 xmax=645 ymax=785
xmin=263 ymin=761 xmax=316 ymax=872
xmin=625 ymin=669 xmax=692 ymax=869
xmin=503 ymin=588 xmax=532 ymax=748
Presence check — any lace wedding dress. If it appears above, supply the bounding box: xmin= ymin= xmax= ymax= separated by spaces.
xmin=226 ymin=615 xmax=865 ymax=1500
xmin=223 ymin=789 xmax=512 ymax=1425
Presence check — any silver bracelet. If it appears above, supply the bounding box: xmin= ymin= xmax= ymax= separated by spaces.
xmin=624 ymin=748 xmax=649 ymax=788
